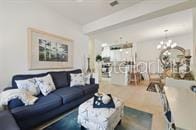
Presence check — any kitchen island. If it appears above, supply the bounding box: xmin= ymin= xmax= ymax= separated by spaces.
xmin=164 ymin=85 xmax=196 ymax=130
xmin=110 ymin=65 xmax=130 ymax=86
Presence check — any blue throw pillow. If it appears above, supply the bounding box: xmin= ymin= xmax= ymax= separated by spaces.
xmin=48 ymin=71 xmax=69 ymax=88
xmin=8 ymin=98 xmax=24 ymax=109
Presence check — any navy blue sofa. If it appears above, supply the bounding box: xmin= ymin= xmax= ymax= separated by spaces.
xmin=7 ymin=69 xmax=99 ymax=130
xmin=0 ymin=110 xmax=20 ymax=130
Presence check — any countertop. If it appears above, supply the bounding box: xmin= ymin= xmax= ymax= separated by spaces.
xmin=164 ymin=86 xmax=196 ymax=130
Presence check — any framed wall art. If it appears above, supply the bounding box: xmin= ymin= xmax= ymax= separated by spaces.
xmin=28 ymin=28 xmax=73 ymax=70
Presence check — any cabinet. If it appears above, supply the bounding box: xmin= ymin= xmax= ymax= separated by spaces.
xmin=101 ymin=45 xmax=137 ymax=62
xmin=101 ymin=46 xmax=110 ymax=58
xmin=110 ymin=48 xmax=135 ymax=62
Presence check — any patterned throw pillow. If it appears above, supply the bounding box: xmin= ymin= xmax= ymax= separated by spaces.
xmin=15 ymin=78 xmax=40 ymax=96
xmin=70 ymin=73 xmax=85 ymax=87
xmin=35 ymin=74 xmax=56 ymax=96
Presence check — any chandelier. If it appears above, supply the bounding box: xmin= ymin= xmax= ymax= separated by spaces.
xmin=157 ymin=30 xmax=177 ymax=50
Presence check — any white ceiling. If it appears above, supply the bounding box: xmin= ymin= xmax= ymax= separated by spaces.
xmin=41 ymin=0 xmax=144 ymax=25
xmin=92 ymin=9 xmax=192 ymax=44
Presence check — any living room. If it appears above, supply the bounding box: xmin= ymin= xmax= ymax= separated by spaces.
xmin=0 ymin=0 xmax=196 ymax=130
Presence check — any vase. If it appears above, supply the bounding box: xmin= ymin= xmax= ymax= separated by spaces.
xmin=86 ymin=57 xmax=91 ymax=73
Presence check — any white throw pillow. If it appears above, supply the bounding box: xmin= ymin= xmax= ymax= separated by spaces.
xmin=15 ymin=78 xmax=40 ymax=96
xmin=70 ymin=73 xmax=85 ymax=87
xmin=35 ymin=74 xmax=56 ymax=96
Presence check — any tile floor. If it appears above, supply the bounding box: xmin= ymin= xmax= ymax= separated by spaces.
xmin=99 ymin=78 xmax=166 ymax=130
xmin=36 ymin=79 xmax=167 ymax=130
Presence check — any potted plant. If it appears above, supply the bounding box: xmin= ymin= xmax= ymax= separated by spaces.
xmin=96 ymin=55 xmax=102 ymax=62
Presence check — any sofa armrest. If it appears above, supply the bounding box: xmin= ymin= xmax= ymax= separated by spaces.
xmin=91 ymin=84 xmax=99 ymax=90
xmin=3 ymin=87 xmax=15 ymax=91
xmin=2 ymin=87 xmax=25 ymax=109
xmin=0 ymin=105 xmax=4 ymax=111
xmin=8 ymin=99 xmax=25 ymax=109
xmin=0 ymin=110 xmax=20 ymax=130
xmin=95 ymin=84 xmax=99 ymax=90
xmin=92 ymin=73 xmax=99 ymax=84
xmin=90 ymin=78 xmax=95 ymax=84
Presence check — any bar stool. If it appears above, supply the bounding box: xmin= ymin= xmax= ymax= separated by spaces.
xmin=129 ymin=72 xmax=140 ymax=85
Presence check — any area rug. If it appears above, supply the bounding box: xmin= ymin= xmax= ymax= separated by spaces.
xmin=44 ymin=106 xmax=152 ymax=130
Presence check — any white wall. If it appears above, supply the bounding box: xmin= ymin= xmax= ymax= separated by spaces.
xmin=0 ymin=1 xmax=88 ymax=91
xmin=193 ymin=8 xmax=196 ymax=79
xmin=94 ymin=39 xmax=103 ymax=56
xmin=137 ymin=33 xmax=193 ymax=61
xmin=136 ymin=33 xmax=193 ymax=74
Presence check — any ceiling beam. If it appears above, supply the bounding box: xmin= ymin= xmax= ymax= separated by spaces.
xmin=83 ymin=0 xmax=196 ymax=34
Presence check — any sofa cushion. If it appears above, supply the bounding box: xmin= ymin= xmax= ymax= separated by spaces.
xmin=48 ymin=71 xmax=69 ymax=88
xmin=12 ymin=73 xmax=48 ymax=88
xmin=75 ymin=84 xmax=99 ymax=95
xmin=53 ymin=87 xmax=84 ymax=104
xmin=11 ymin=93 xmax=62 ymax=120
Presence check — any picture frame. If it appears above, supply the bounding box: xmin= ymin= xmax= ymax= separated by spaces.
xmin=28 ymin=28 xmax=73 ymax=70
